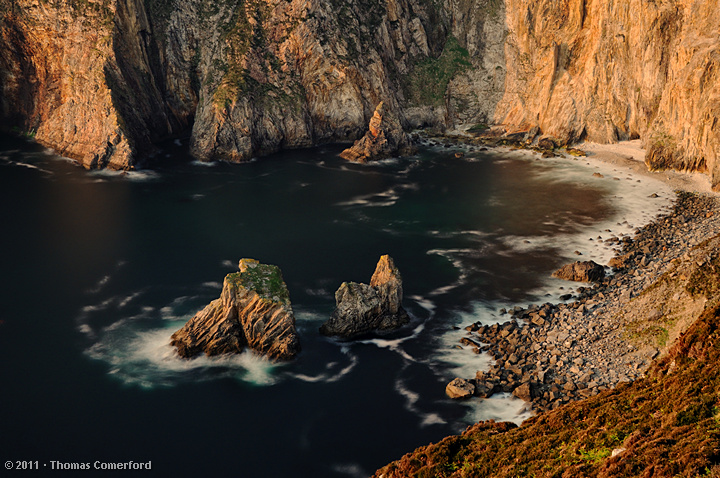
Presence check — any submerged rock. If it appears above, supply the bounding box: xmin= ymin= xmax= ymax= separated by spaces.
xmin=552 ymin=260 xmax=606 ymax=282
xmin=319 ymin=255 xmax=410 ymax=338
xmin=171 ymin=259 xmax=300 ymax=361
xmin=339 ymin=102 xmax=414 ymax=163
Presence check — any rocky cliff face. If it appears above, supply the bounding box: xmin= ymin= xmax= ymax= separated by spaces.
xmin=171 ymin=259 xmax=300 ymax=361
xmin=0 ymin=0 xmax=504 ymax=167
xmin=496 ymin=0 xmax=720 ymax=188
xmin=2 ymin=0 xmax=719 ymax=186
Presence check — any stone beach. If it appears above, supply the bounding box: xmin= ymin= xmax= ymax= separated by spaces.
xmin=453 ymin=181 xmax=720 ymax=412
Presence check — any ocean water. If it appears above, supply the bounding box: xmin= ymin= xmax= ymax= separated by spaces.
xmin=0 ymin=134 xmax=672 ymax=476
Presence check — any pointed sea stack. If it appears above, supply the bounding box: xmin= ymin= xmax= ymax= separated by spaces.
xmin=339 ymin=102 xmax=414 ymax=163
xmin=320 ymin=255 xmax=410 ymax=338
xmin=171 ymin=259 xmax=300 ymax=361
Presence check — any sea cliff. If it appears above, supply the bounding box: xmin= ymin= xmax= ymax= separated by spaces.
xmin=3 ymin=0 xmax=717 ymax=187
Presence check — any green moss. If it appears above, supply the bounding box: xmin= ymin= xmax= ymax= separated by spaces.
xmin=404 ymin=36 xmax=472 ymax=106
xmin=227 ymin=262 xmax=290 ymax=304
xmin=468 ymin=123 xmax=489 ymax=133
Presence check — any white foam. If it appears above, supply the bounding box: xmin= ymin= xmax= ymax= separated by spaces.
xmin=4 ymin=159 xmax=53 ymax=174
xmin=331 ymin=463 xmax=368 ymax=478
xmin=202 ymin=281 xmax=223 ymax=289
xmin=428 ymin=230 xmax=490 ymax=240
xmin=86 ymin=323 xmax=280 ymax=388
xmin=118 ymin=291 xmax=144 ymax=308
xmin=191 ymin=160 xmax=217 ymax=167
xmin=335 ymin=183 xmax=419 ymax=208
xmin=463 ymin=392 xmax=534 ymax=426
xmin=409 ymin=295 xmax=436 ymax=312
xmin=289 ymin=346 xmax=358 ymax=383
xmin=357 ymin=322 xmax=425 ymax=362
xmin=425 ymin=248 xmax=476 ymax=296
xmin=437 ymin=326 xmax=494 ymax=379
xmin=86 ymin=275 xmax=111 ymax=294
xmin=89 ymin=169 xmax=159 ymax=182
xmin=304 ymin=287 xmax=332 ymax=298
xmin=158 ymin=295 xmax=198 ymax=321
xmin=394 ymin=377 xmax=448 ymax=427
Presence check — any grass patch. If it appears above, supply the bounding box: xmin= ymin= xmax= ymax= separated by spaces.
xmin=227 ymin=261 xmax=290 ymax=304
xmin=404 ymin=36 xmax=471 ymax=106
xmin=468 ymin=123 xmax=489 ymax=133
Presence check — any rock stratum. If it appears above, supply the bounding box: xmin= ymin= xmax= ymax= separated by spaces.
xmin=3 ymin=0 xmax=718 ymax=188
xmin=319 ymin=254 xmax=410 ymax=338
xmin=171 ymin=259 xmax=300 ymax=361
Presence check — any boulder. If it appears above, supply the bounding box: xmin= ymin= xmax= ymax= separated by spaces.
xmin=339 ymin=102 xmax=414 ymax=163
xmin=319 ymin=255 xmax=410 ymax=338
xmin=446 ymin=378 xmax=476 ymax=399
xmin=552 ymin=260 xmax=606 ymax=282
xmin=608 ymin=252 xmax=635 ymax=270
xmin=512 ymin=382 xmax=534 ymax=401
xmin=170 ymin=259 xmax=300 ymax=361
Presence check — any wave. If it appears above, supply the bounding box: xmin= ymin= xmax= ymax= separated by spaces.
xmin=191 ymin=160 xmax=217 ymax=167
xmin=394 ymin=377 xmax=448 ymax=427
xmin=335 ymin=182 xmax=419 ymax=208
xmin=89 ymin=169 xmax=160 ymax=182
xmin=85 ymin=322 xmax=280 ymax=388
xmin=1 ymin=157 xmax=54 ymax=175
xmin=288 ymin=345 xmax=358 ymax=384
xmin=330 ymin=463 xmax=368 ymax=478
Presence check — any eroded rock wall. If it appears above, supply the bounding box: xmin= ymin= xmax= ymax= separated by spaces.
xmin=0 ymin=0 xmax=503 ymax=167
xmin=3 ymin=0 xmax=718 ymax=187
xmin=0 ymin=0 xmax=136 ymax=168
xmin=496 ymin=0 xmax=720 ymax=188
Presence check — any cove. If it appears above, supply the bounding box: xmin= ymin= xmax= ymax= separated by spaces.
xmin=0 ymin=133 xmax=671 ymax=477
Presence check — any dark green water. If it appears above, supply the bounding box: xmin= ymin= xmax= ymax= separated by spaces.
xmin=0 ymin=134 xmax=669 ymax=476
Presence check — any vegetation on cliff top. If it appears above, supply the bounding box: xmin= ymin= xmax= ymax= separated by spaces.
xmin=404 ymin=36 xmax=471 ymax=106
xmin=376 ymin=308 xmax=720 ymax=477
xmin=227 ymin=261 xmax=291 ymax=305
xmin=375 ymin=232 xmax=720 ymax=478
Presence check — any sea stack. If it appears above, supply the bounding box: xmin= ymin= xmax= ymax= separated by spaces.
xmin=339 ymin=102 xmax=414 ymax=163
xmin=171 ymin=259 xmax=300 ymax=361
xmin=320 ymin=255 xmax=410 ymax=338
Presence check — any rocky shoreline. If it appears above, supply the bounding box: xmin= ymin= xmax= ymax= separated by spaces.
xmin=451 ymin=189 xmax=720 ymax=413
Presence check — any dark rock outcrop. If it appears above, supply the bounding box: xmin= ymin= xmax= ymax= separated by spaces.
xmin=319 ymin=255 xmax=410 ymax=338
xmin=339 ymin=102 xmax=414 ymax=163
xmin=171 ymin=259 xmax=300 ymax=361
xmin=552 ymin=260 xmax=605 ymax=282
